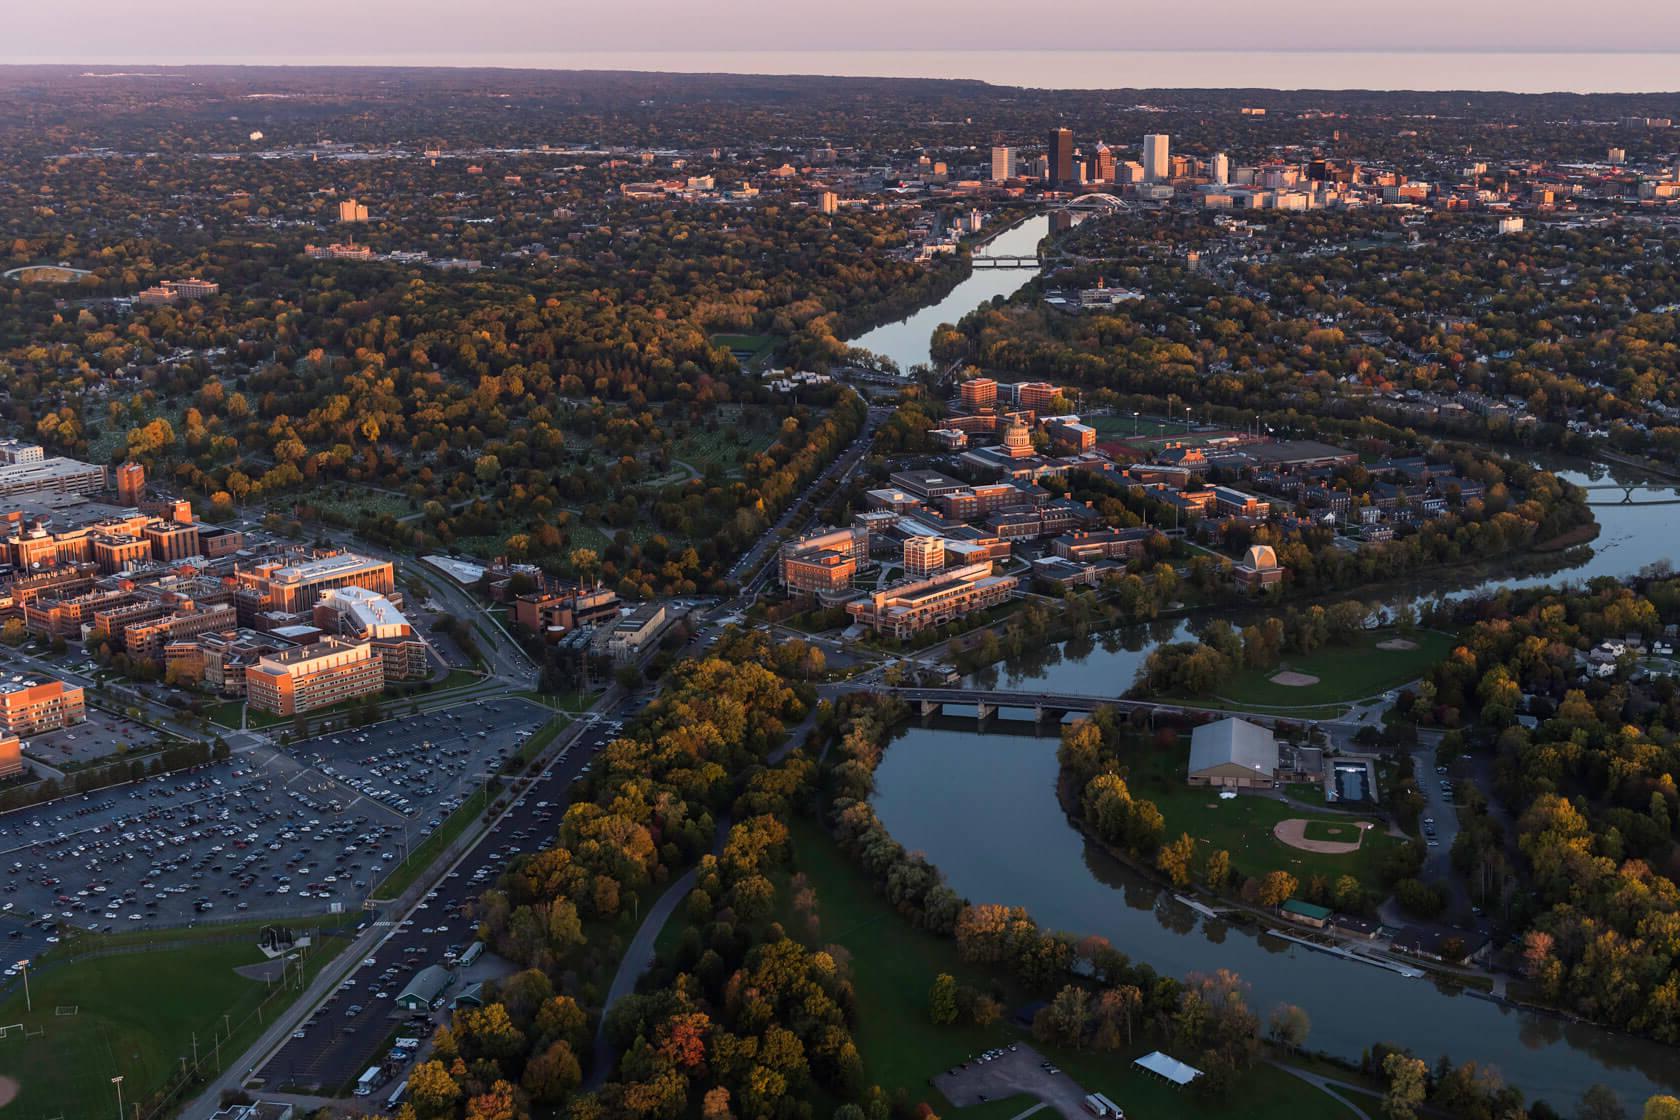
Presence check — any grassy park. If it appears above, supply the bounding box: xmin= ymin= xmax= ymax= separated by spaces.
xmin=1127 ymin=749 xmax=1402 ymax=890
xmin=779 ymin=818 xmax=1358 ymax=1120
xmin=1207 ymin=629 xmax=1454 ymax=713
xmin=0 ymin=935 xmax=339 ymax=1120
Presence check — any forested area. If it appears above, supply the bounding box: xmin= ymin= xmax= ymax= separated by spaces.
xmin=1414 ymin=578 xmax=1680 ymax=1039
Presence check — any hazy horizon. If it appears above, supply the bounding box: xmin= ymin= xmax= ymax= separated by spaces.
xmin=8 ymin=0 xmax=1680 ymax=59
xmin=7 ymin=48 xmax=1680 ymax=96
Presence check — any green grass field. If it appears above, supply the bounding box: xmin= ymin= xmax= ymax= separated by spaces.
xmin=783 ymin=818 xmax=1355 ymax=1120
xmin=1126 ymin=750 xmax=1400 ymax=890
xmin=0 ymin=937 xmax=338 ymax=1120
xmin=1087 ymin=414 xmax=1181 ymax=441
xmin=1207 ymin=629 xmax=1454 ymax=713
xmin=709 ymin=332 xmax=778 ymax=369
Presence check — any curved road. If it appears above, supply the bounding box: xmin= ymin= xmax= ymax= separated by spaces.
xmin=587 ymin=712 xmax=817 ymax=1086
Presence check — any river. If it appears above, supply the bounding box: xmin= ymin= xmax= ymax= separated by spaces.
xmin=847 ymin=215 xmax=1053 ymax=373
xmin=854 ymin=220 xmax=1680 ymax=1107
xmin=871 ymin=723 xmax=1680 ymax=1109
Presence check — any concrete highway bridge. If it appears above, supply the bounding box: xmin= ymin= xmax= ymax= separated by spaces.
xmin=827 ymin=683 xmax=1328 ymax=732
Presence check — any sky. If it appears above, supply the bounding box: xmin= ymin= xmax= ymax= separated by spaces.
xmin=7 ymin=0 xmax=1680 ymax=59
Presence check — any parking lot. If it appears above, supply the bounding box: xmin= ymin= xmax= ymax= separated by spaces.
xmin=0 ymin=752 xmax=404 ymax=935
xmin=291 ymin=696 xmax=550 ymax=826
xmin=931 ymin=1043 xmax=1088 ymax=1120
xmin=24 ymin=706 xmax=167 ymax=767
xmin=258 ymin=699 xmax=633 ymax=1095
xmin=0 ymin=697 xmax=553 ymax=963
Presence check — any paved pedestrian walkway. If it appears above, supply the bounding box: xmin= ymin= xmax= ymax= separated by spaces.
xmin=1270 ymin=1060 xmax=1374 ymax=1120
xmin=586 ymin=708 xmax=820 ymax=1087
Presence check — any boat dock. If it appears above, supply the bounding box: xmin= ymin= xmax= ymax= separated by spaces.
xmin=1173 ymin=893 xmax=1225 ymax=920
xmin=1265 ymin=928 xmax=1426 ymax=978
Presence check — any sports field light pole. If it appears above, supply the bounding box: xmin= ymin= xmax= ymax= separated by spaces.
xmin=15 ymin=959 xmax=29 ymax=1012
xmin=111 ymin=1075 xmax=124 ymax=1120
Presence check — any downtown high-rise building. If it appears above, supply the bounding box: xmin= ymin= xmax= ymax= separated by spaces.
xmin=1048 ymin=128 xmax=1074 ymax=187
xmin=1092 ymin=144 xmax=1116 ymax=184
xmin=1210 ymin=151 xmax=1230 ymax=186
xmin=1142 ymin=134 xmax=1170 ymax=182
xmin=990 ymin=145 xmax=1015 ymax=182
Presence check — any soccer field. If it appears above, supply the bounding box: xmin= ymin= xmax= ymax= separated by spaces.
xmin=0 ymin=938 xmax=334 ymax=1120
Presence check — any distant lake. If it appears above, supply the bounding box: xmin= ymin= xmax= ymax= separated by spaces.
xmin=18 ymin=50 xmax=1680 ymax=94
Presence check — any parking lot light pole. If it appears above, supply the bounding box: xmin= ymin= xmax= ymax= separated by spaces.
xmin=15 ymin=959 xmax=29 ymax=1012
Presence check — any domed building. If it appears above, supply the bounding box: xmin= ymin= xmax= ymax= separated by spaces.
xmin=1233 ymin=543 xmax=1284 ymax=593
xmin=999 ymin=418 xmax=1034 ymax=459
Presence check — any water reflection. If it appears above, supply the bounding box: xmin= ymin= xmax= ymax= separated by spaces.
xmin=967 ymin=617 xmax=1195 ymax=695
xmin=871 ymin=722 xmax=1680 ymax=1107
xmin=846 ymin=215 xmax=1051 ymax=373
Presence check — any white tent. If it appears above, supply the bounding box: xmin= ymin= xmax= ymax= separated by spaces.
xmin=1134 ymin=1050 xmax=1203 ymax=1087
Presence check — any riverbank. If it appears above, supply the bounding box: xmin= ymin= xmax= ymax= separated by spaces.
xmin=782 ymin=812 xmax=1368 ymax=1120
xmin=866 ymin=720 xmax=1680 ymax=1109
xmin=846 ymin=214 xmax=1051 ymax=373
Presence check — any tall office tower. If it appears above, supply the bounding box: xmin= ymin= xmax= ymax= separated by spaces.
xmin=1048 ymin=128 xmax=1074 ymax=187
xmin=1211 ymin=151 xmax=1230 ymax=186
xmin=1142 ymin=134 xmax=1170 ymax=182
xmin=990 ymin=145 xmax=1014 ymax=182
xmin=1093 ymin=144 xmax=1116 ymax=183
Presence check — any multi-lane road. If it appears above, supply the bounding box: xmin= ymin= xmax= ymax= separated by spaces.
xmin=196 ymin=699 xmax=637 ymax=1108
xmin=727 ymin=401 xmax=890 ymax=596
xmin=176 ymin=397 xmax=891 ymax=1113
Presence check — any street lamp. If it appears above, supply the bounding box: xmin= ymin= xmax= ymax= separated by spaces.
xmin=14 ymin=959 xmax=29 ymax=1012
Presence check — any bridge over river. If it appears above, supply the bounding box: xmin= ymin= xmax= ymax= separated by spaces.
xmin=1579 ymin=483 xmax=1680 ymax=506
xmin=826 ymin=681 xmax=1352 ymax=730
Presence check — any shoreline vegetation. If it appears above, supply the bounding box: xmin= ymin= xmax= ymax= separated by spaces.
xmin=813 ymin=692 xmax=1609 ymax=1118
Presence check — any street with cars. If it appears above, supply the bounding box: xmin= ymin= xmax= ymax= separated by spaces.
xmin=255 ymin=701 xmax=635 ymax=1095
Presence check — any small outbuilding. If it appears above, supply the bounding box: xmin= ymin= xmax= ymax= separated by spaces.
xmin=395 ymin=964 xmax=453 ymax=1012
xmin=1280 ymin=899 xmax=1333 ymax=930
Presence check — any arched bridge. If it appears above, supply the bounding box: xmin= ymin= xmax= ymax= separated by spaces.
xmin=1580 ymin=484 xmax=1680 ymax=506
xmin=1059 ymin=192 xmax=1134 ymax=213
